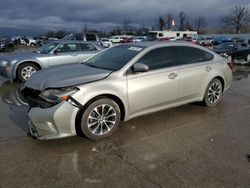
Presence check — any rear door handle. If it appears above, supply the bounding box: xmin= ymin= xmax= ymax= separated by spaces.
xmin=71 ymin=54 xmax=78 ymax=56
xmin=205 ymin=66 xmax=212 ymax=72
xmin=168 ymin=73 xmax=178 ymax=79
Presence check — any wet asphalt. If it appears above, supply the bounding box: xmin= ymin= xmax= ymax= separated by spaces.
xmin=0 ymin=48 xmax=250 ymax=188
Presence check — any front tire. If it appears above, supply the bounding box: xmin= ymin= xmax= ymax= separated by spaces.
xmin=16 ymin=63 xmax=39 ymax=82
xmin=80 ymin=98 xmax=121 ymax=140
xmin=203 ymin=78 xmax=223 ymax=107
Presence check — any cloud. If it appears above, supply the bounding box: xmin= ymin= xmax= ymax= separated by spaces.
xmin=0 ymin=0 xmax=249 ymax=34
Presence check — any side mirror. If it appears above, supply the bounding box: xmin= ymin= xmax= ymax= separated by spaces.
xmin=133 ymin=63 xmax=149 ymax=73
xmin=53 ymin=49 xmax=61 ymax=54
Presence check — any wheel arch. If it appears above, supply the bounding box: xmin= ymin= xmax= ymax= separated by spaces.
xmin=14 ymin=61 xmax=42 ymax=79
xmin=202 ymin=75 xmax=225 ymax=100
xmin=214 ymin=76 xmax=225 ymax=92
xmin=75 ymin=94 xmax=126 ymax=136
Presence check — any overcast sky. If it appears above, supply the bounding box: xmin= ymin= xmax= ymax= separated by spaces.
xmin=0 ymin=0 xmax=249 ymax=35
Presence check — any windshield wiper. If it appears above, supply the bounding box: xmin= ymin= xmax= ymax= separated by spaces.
xmin=84 ymin=63 xmax=116 ymax=71
xmin=84 ymin=63 xmax=101 ymax=69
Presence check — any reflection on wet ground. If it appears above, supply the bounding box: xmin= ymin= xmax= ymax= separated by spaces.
xmin=0 ymin=80 xmax=27 ymax=106
xmin=0 ymin=62 xmax=250 ymax=187
xmin=233 ymin=65 xmax=250 ymax=81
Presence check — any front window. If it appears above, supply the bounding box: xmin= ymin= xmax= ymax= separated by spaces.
xmin=57 ymin=43 xmax=77 ymax=53
xmin=85 ymin=45 xmax=145 ymax=71
xmin=37 ymin=42 xmax=58 ymax=54
xmin=137 ymin=47 xmax=176 ymax=70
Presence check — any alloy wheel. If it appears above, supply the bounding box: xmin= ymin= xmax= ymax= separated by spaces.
xmin=207 ymin=81 xmax=222 ymax=104
xmin=21 ymin=66 xmax=37 ymax=80
xmin=87 ymin=104 xmax=117 ymax=136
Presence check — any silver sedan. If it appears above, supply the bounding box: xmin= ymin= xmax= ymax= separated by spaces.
xmin=21 ymin=41 xmax=233 ymax=140
xmin=0 ymin=41 xmax=104 ymax=82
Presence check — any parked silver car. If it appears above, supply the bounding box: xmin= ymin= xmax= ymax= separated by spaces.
xmin=21 ymin=41 xmax=233 ymax=140
xmin=0 ymin=41 xmax=103 ymax=82
xmin=196 ymin=36 xmax=214 ymax=46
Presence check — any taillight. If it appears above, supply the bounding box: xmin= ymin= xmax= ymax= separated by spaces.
xmin=227 ymin=62 xmax=234 ymax=70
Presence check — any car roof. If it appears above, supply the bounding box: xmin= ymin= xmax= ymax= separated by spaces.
xmin=54 ymin=40 xmax=100 ymax=44
xmin=121 ymin=41 xmax=196 ymax=48
xmin=219 ymin=42 xmax=243 ymax=45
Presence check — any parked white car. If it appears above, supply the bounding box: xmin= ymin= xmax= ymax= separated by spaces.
xmin=110 ymin=35 xmax=132 ymax=43
xmin=132 ymin=36 xmax=147 ymax=42
xmin=26 ymin=37 xmax=37 ymax=46
xmin=100 ymin=38 xmax=113 ymax=48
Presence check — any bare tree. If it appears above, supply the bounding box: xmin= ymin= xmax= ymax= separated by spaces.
xmin=166 ymin=14 xmax=173 ymax=30
xmin=122 ymin=18 xmax=132 ymax=34
xmin=179 ymin=12 xmax=186 ymax=31
xmin=83 ymin=24 xmax=88 ymax=33
xmin=221 ymin=5 xmax=250 ymax=33
xmin=159 ymin=16 xmax=165 ymax=31
xmin=194 ymin=16 xmax=206 ymax=33
xmin=185 ymin=21 xmax=194 ymax=31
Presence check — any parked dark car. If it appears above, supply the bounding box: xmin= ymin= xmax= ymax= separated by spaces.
xmin=0 ymin=37 xmax=14 ymax=52
xmin=213 ymin=42 xmax=250 ymax=61
xmin=231 ymin=37 xmax=245 ymax=43
xmin=213 ymin=36 xmax=232 ymax=45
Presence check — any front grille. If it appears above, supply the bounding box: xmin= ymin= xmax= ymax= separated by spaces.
xmin=20 ymin=87 xmax=54 ymax=109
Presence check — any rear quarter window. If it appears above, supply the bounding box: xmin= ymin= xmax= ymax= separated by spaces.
xmin=176 ymin=46 xmax=214 ymax=65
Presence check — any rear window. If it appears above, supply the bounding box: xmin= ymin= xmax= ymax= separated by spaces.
xmin=79 ymin=43 xmax=97 ymax=51
xmin=85 ymin=34 xmax=97 ymax=41
xmin=176 ymin=46 xmax=214 ymax=65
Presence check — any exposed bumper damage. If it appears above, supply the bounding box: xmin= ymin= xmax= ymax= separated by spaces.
xmin=21 ymin=87 xmax=79 ymax=140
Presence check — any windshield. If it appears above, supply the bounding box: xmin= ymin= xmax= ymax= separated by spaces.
xmin=62 ymin=34 xmax=74 ymax=40
xmin=37 ymin=42 xmax=58 ymax=54
xmin=84 ymin=45 xmax=145 ymax=71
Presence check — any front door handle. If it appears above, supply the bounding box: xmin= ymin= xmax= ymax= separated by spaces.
xmin=168 ymin=73 xmax=178 ymax=80
xmin=205 ymin=66 xmax=212 ymax=72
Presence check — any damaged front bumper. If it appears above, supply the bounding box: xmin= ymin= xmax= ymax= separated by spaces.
xmin=21 ymin=87 xmax=80 ymax=140
xmin=28 ymin=101 xmax=79 ymax=140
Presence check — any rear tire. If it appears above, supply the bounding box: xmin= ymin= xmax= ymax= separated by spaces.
xmin=16 ymin=63 xmax=39 ymax=82
xmin=203 ymin=78 xmax=223 ymax=107
xmin=80 ymin=98 xmax=121 ymax=140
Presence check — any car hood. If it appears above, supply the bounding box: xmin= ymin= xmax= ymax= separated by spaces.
xmin=2 ymin=51 xmax=48 ymax=61
xmin=25 ymin=63 xmax=112 ymax=91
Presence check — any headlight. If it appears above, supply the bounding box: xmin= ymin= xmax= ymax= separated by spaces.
xmin=0 ymin=60 xmax=8 ymax=67
xmin=39 ymin=87 xmax=79 ymax=103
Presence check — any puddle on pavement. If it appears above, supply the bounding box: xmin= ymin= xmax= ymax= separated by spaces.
xmin=0 ymin=80 xmax=27 ymax=106
xmin=232 ymin=65 xmax=250 ymax=81
xmin=246 ymin=154 xmax=250 ymax=162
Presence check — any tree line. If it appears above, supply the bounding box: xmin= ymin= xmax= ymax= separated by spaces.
xmin=44 ymin=5 xmax=250 ymax=38
xmin=157 ymin=5 xmax=250 ymax=34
